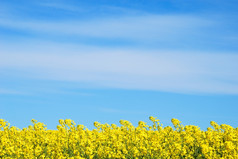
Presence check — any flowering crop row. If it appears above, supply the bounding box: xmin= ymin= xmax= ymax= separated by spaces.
xmin=0 ymin=117 xmax=238 ymax=158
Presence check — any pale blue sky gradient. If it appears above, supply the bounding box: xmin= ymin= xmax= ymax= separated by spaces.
xmin=0 ymin=0 xmax=238 ymax=130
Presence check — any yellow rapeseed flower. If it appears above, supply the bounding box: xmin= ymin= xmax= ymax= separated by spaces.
xmin=0 ymin=117 xmax=237 ymax=158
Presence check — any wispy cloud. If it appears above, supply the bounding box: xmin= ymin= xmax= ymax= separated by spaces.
xmin=0 ymin=14 xmax=212 ymax=41
xmin=2 ymin=12 xmax=234 ymax=51
xmin=0 ymin=89 xmax=26 ymax=95
xmin=98 ymin=107 xmax=145 ymax=114
xmin=0 ymin=44 xmax=237 ymax=94
xmin=0 ymin=4 xmax=237 ymax=95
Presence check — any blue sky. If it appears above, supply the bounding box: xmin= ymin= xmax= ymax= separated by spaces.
xmin=0 ymin=0 xmax=238 ymax=130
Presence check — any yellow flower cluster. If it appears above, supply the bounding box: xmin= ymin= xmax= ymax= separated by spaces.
xmin=0 ymin=117 xmax=238 ymax=158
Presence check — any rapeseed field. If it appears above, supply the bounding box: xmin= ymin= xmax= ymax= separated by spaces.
xmin=0 ymin=117 xmax=237 ymax=158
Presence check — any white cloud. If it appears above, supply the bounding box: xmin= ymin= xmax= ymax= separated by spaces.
xmin=0 ymin=11 xmax=237 ymax=95
xmin=0 ymin=14 xmax=212 ymax=41
xmin=0 ymin=44 xmax=238 ymax=94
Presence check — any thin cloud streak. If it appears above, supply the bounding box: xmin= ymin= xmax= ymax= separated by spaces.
xmin=0 ymin=14 xmax=212 ymax=41
xmin=0 ymin=46 xmax=238 ymax=94
xmin=98 ymin=107 xmax=145 ymax=114
xmin=0 ymin=89 xmax=26 ymax=95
